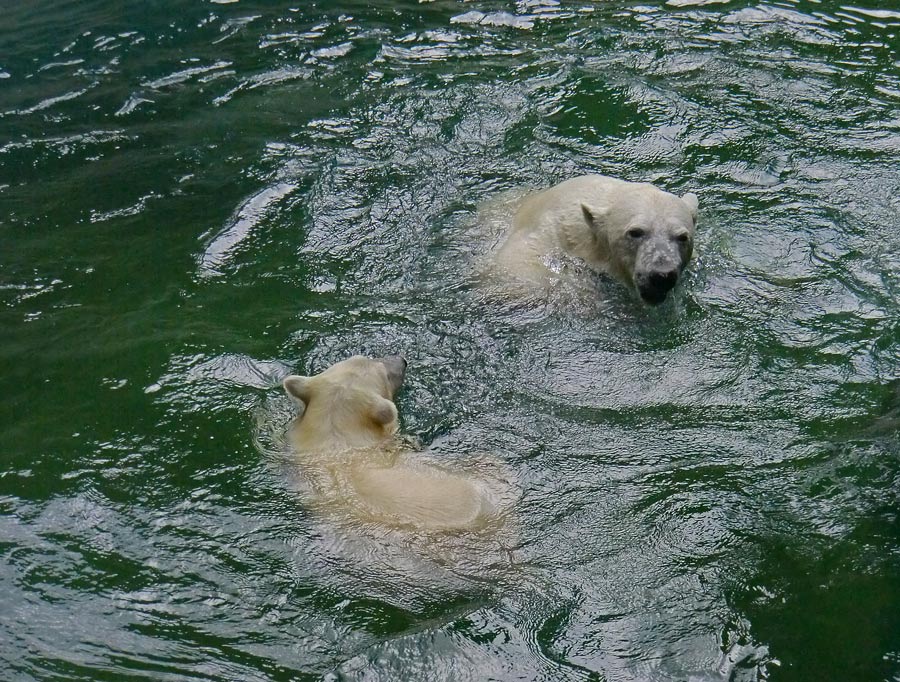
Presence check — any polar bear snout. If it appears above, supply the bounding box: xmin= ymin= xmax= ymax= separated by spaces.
xmin=648 ymin=267 xmax=679 ymax=291
xmin=375 ymin=355 xmax=408 ymax=394
xmin=632 ymin=229 xmax=690 ymax=305
xmin=635 ymin=267 xmax=680 ymax=305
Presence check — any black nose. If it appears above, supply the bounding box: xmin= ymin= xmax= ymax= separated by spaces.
xmin=649 ymin=269 xmax=678 ymax=291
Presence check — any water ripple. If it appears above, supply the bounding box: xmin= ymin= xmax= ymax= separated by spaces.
xmin=2 ymin=1 xmax=899 ymax=680
xmin=198 ymin=182 xmax=299 ymax=278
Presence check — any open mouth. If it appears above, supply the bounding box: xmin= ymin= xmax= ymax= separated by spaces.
xmin=638 ymin=288 xmax=669 ymax=305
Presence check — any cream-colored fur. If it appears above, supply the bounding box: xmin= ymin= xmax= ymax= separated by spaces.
xmin=283 ymin=355 xmax=503 ymax=532
xmin=491 ymin=175 xmax=699 ymax=304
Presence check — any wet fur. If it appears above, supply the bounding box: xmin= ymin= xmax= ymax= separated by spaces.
xmin=284 ymin=356 xmax=503 ymax=532
xmin=490 ymin=175 xmax=698 ymax=303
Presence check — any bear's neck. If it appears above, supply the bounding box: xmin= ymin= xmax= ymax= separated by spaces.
xmin=561 ymin=220 xmax=610 ymax=270
xmin=290 ymin=401 xmax=395 ymax=453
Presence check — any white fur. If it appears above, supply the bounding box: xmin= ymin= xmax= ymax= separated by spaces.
xmin=490 ymin=175 xmax=698 ymax=302
xmin=284 ymin=355 xmax=508 ymax=532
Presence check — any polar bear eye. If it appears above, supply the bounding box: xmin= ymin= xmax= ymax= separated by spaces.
xmin=626 ymin=228 xmax=646 ymax=239
xmin=674 ymin=232 xmax=690 ymax=243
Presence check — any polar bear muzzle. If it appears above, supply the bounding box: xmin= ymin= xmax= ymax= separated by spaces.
xmin=632 ymin=236 xmax=689 ymax=305
xmin=374 ymin=355 xmax=407 ymax=395
xmin=635 ymin=268 xmax=679 ymax=305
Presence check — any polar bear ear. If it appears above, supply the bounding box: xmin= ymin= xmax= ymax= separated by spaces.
xmin=369 ymin=397 xmax=398 ymax=428
xmin=283 ymin=375 xmax=312 ymax=404
xmin=581 ymin=204 xmax=608 ymax=231
xmin=681 ymin=193 xmax=699 ymax=223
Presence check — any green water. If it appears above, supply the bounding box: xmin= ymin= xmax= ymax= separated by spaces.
xmin=2 ymin=1 xmax=899 ymax=680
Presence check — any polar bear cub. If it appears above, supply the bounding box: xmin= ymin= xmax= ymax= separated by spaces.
xmin=492 ymin=175 xmax=699 ymax=304
xmin=283 ymin=355 xmax=501 ymax=532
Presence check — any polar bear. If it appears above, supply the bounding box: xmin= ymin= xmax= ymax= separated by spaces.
xmin=491 ymin=175 xmax=699 ymax=304
xmin=283 ymin=355 xmax=508 ymax=532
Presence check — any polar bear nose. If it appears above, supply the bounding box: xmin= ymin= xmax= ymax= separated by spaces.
xmin=637 ymin=268 xmax=679 ymax=305
xmin=649 ymin=268 xmax=678 ymax=291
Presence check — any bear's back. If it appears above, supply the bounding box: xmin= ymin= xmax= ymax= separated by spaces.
xmin=349 ymin=462 xmax=491 ymax=531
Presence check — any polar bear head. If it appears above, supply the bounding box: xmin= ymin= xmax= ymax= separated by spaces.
xmin=283 ymin=355 xmax=407 ymax=450
xmin=583 ymin=185 xmax=698 ymax=305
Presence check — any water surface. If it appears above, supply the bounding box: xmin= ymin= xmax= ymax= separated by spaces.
xmin=2 ymin=1 xmax=899 ymax=680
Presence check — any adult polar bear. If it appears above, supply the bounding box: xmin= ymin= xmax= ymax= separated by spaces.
xmin=491 ymin=175 xmax=699 ymax=305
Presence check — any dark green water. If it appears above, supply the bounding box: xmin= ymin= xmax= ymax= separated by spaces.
xmin=2 ymin=1 xmax=899 ymax=680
